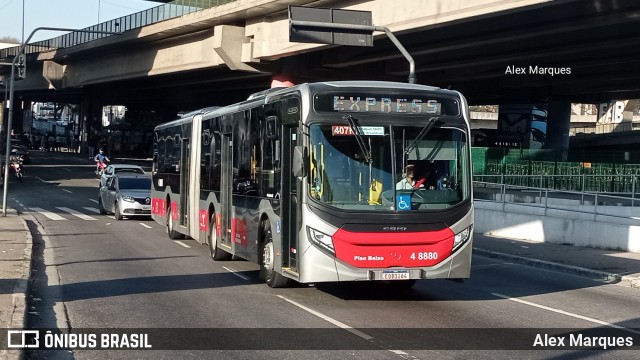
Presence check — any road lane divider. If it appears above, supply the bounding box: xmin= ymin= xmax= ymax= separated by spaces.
xmin=83 ymin=207 xmax=100 ymax=214
xmin=492 ymin=292 xmax=640 ymax=335
xmin=61 ymin=189 xmax=73 ymax=194
xmin=89 ymin=199 xmax=98 ymax=204
xmin=277 ymin=295 xmax=373 ymax=341
xmin=174 ymin=241 xmax=190 ymax=248
xmin=35 ymin=177 xmax=46 ymax=183
xmin=139 ymin=223 xmax=152 ymax=229
xmin=222 ymin=266 xmax=250 ymax=280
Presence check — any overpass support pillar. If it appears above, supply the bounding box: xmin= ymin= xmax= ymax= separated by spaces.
xmin=545 ymin=100 xmax=571 ymax=160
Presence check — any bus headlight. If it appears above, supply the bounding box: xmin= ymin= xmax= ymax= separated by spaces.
xmin=307 ymin=227 xmax=335 ymax=255
xmin=453 ymin=225 xmax=472 ymax=252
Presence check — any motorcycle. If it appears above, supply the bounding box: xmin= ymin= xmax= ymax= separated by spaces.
xmin=96 ymin=160 xmax=108 ymax=177
xmin=10 ymin=156 xmax=24 ymax=182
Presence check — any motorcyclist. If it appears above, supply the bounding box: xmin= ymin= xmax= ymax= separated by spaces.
xmin=9 ymin=149 xmax=23 ymax=177
xmin=9 ymin=149 xmax=22 ymax=165
xmin=94 ymin=148 xmax=110 ymax=175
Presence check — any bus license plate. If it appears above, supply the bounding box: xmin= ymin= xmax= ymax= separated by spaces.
xmin=381 ymin=270 xmax=410 ymax=280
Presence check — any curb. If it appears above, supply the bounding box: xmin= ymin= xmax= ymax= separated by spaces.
xmin=473 ymin=247 xmax=640 ymax=288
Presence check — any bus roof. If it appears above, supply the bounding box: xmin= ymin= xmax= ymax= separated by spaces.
xmin=155 ymin=81 xmax=462 ymax=131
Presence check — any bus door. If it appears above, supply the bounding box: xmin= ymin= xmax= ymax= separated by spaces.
xmin=179 ymin=139 xmax=190 ymax=226
xmin=219 ymin=133 xmax=233 ymax=250
xmin=281 ymin=124 xmax=299 ymax=272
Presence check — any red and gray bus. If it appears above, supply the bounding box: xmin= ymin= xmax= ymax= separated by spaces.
xmin=151 ymin=81 xmax=473 ymax=288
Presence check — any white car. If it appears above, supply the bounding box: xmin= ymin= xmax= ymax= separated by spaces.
xmin=98 ymin=174 xmax=152 ymax=220
xmin=99 ymin=164 xmax=146 ymax=188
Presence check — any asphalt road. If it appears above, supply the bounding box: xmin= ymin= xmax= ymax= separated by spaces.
xmin=6 ymin=151 xmax=640 ymax=360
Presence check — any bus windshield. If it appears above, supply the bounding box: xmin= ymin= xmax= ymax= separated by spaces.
xmin=308 ymin=122 xmax=470 ymax=212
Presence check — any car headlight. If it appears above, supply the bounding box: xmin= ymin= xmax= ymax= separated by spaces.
xmin=307 ymin=227 xmax=335 ymax=255
xmin=453 ymin=225 xmax=472 ymax=252
xmin=122 ymin=195 xmax=135 ymax=203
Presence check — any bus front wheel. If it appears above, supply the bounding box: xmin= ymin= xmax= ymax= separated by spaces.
xmin=166 ymin=206 xmax=182 ymax=239
xmin=259 ymin=221 xmax=290 ymax=288
xmin=209 ymin=214 xmax=231 ymax=261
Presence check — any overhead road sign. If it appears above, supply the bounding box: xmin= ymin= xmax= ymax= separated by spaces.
xmin=289 ymin=6 xmax=373 ymax=47
xmin=288 ymin=6 xmax=416 ymax=84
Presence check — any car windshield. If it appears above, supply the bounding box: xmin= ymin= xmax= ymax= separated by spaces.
xmin=308 ymin=122 xmax=470 ymax=212
xmin=116 ymin=168 xmax=144 ymax=174
xmin=119 ymin=178 xmax=151 ymax=190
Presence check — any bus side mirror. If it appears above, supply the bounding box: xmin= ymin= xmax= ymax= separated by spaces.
xmin=292 ymin=146 xmax=308 ymax=179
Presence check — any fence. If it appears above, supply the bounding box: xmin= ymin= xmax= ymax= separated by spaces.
xmin=0 ymin=0 xmax=238 ymax=60
xmin=473 ymin=180 xmax=640 ymax=223
xmin=472 ymin=147 xmax=640 ymax=192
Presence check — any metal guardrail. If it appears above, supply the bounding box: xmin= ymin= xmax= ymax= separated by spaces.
xmin=570 ymin=122 xmax=640 ymax=136
xmin=473 ymin=180 xmax=640 ymax=222
xmin=0 ymin=0 xmax=238 ymax=60
xmin=474 ymin=174 xmax=640 ymax=194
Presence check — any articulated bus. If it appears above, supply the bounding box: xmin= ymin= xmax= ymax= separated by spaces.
xmin=151 ymin=81 xmax=473 ymax=288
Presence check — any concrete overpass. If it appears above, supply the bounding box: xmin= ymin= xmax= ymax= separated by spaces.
xmin=2 ymin=0 xmax=640 ymax=154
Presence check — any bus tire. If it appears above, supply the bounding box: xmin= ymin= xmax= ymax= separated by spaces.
xmin=166 ymin=206 xmax=181 ymax=239
xmin=209 ymin=214 xmax=230 ymax=261
xmin=259 ymin=221 xmax=290 ymax=288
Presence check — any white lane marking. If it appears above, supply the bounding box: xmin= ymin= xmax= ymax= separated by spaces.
xmin=222 ymin=266 xmax=250 ymax=280
xmin=61 ymin=189 xmax=73 ymax=194
xmin=139 ymin=223 xmax=152 ymax=229
xmin=83 ymin=207 xmax=100 ymax=214
xmin=389 ymin=350 xmax=409 ymax=356
xmin=29 ymin=208 xmax=66 ymax=221
xmin=89 ymin=199 xmax=98 ymax=204
xmin=61 ymin=168 xmax=72 ymax=172
xmin=277 ymin=295 xmax=373 ymax=341
xmin=35 ymin=177 xmax=46 ymax=183
xmin=174 ymin=241 xmax=191 ymax=248
xmin=107 ymin=215 xmax=115 ymax=220
xmin=56 ymin=207 xmax=97 ymax=221
xmin=492 ymin=293 xmax=640 ymax=335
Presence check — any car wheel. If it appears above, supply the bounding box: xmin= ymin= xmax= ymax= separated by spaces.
xmin=114 ymin=202 xmax=123 ymax=220
xmin=98 ymin=197 xmax=107 ymax=215
xmin=166 ymin=206 xmax=181 ymax=239
xmin=209 ymin=213 xmax=231 ymax=261
xmin=259 ymin=220 xmax=290 ymax=288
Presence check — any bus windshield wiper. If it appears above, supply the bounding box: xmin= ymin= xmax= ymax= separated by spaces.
xmin=344 ymin=115 xmax=372 ymax=163
xmin=404 ymin=116 xmax=439 ymax=156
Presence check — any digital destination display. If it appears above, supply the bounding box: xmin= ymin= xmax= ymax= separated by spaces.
xmin=314 ymin=93 xmax=460 ymax=116
xmin=333 ymin=96 xmax=440 ymax=114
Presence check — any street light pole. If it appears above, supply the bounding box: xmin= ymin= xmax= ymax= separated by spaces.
xmin=2 ymin=26 xmax=122 ymax=216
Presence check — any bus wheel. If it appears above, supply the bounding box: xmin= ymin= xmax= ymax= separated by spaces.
xmin=209 ymin=214 xmax=230 ymax=261
xmin=259 ymin=221 xmax=290 ymax=288
xmin=166 ymin=206 xmax=181 ymax=239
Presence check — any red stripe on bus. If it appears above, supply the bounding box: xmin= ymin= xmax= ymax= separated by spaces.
xmin=332 ymin=228 xmax=454 ymax=268
xmin=151 ymin=198 xmax=166 ymax=216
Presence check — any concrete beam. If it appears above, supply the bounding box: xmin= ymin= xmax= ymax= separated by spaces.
xmin=213 ymin=25 xmax=261 ymax=72
xmin=63 ymin=31 xmax=226 ymax=87
xmin=42 ymin=61 xmax=66 ymax=90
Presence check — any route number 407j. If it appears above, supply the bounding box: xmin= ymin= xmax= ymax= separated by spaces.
xmin=410 ymin=252 xmax=438 ymax=260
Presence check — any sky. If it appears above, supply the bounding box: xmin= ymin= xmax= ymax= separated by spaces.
xmin=0 ymin=0 xmax=163 ymax=43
